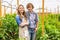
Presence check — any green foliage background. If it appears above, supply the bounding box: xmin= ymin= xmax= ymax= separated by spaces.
xmin=0 ymin=14 xmax=60 ymax=40
xmin=36 ymin=14 xmax=60 ymax=40
xmin=0 ymin=14 xmax=18 ymax=40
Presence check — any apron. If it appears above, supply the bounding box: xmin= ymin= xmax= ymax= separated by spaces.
xmin=19 ymin=17 xmax=30 ymax=40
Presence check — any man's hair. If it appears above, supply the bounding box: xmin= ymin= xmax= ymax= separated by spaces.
xmin=26 ymin=3 xmax=34 ymax=9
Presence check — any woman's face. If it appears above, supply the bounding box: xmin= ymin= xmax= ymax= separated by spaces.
xmin=18 ymin=6 xmax=24 ymax=13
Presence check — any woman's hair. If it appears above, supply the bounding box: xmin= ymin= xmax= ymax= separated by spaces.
xmin=26 ymin=3 xmax=34 ymax=9
xmin=17 ymin=4 xmax=27 ymax=20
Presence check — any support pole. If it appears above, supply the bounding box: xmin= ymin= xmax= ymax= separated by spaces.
xmin=0 ymin=0 xmax=2 ymax=17
xmin=42 ymin=0 xmax=44 ymax=36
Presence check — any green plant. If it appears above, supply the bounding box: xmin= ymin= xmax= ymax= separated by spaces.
xmin=0 ymin=14 xmax=18 ymax=40
xmin=36 ymin=14 xmax=60 ymax=40
xmin=0 ymin=14 xmax=60 ymax=40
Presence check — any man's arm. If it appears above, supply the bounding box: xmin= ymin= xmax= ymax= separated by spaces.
xmin=35 ymin=21 xmax=38 ymax=32
xmin=35 ymin=13 xmax=39 ymax=32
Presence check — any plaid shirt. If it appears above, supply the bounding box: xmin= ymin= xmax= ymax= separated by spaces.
xmin=26 ymin=11 xmax=38 ymax=29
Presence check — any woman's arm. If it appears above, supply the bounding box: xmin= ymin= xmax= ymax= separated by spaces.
xmin=16 ymin=16 xmax=29 ymax=27
xmin=16 ymin=16 xmax=21 ymax=26
xmin=16 ymin=16 xmax=25 ymax=27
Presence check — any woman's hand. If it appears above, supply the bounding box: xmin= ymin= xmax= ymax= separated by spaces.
xmin=23 ymin=20 xmax=29 ymax=25
xmin=19 ymin=21 xmax=29 ymax=27
xmin=19 ymin=23 xmax=25 ymax=27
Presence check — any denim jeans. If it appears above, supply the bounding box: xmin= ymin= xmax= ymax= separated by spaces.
xmin=28 ymin=28 xmax=36 ymax=40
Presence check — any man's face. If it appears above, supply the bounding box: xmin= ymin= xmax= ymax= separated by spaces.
xmin=27 ymin=5 xmax=33 ymax=12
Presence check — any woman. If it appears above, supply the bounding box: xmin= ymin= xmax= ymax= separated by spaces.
xmin=16 ymin=4 xmax=30 ymax=40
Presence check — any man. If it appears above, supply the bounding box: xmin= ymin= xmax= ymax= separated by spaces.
xmin=26 ymin=3 xmax=38 ymax=40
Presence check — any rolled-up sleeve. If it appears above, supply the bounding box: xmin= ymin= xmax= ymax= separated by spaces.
xmin=16 ymin=16 xmax=21 ymax=26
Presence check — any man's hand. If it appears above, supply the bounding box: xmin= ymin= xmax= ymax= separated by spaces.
xmin=35 ymin=28 xmax=38 ymax=32
xmin=35 ymin=21 xmax=38 ymax=32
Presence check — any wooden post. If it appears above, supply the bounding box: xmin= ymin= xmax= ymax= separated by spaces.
xmin=50 ymin=8 xmax=52 ymax=13
xmin=0 ymin=0 xmax=2 ymax=17
xmin=17 ymin=0 xmax=19 ymax=7
xmin=0 ymin=0 xmax=2 ymax=26
xmin=10 ymin=5 xmax=12 ymax=15
xmin=42 ymin=0 xmax=44 ymax=36
xmin=10 ymin=0 xmax=13 ymax=15
xmin=4 ymin=6 xmax=6 ymax=17
xmin=38 ymin=9 xmax=41 ymax=16
xmin=46 ymin=7 xmax=48 ymax=21
xmin=57 ymin=5 xmax=59 ymax=14
xmin=16 ymin=0 xmax=19 ymax=14
xmin=46 ymin=7 xmax=48 ymax=16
